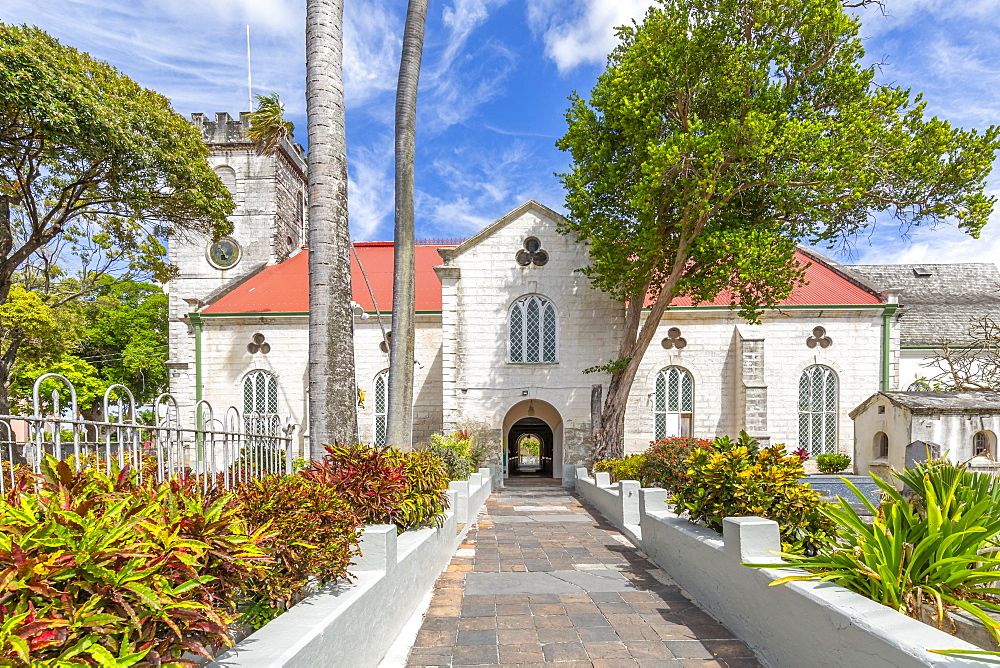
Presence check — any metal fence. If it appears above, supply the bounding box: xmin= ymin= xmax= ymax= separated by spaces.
xmin=0 ymin=373 xmax=297 ymax=494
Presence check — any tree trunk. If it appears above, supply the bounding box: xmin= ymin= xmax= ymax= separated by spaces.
xmin=306 ymin=0 xmax=358 ymax=456
xmin=386 ymin=0 xmax=428 ymax=450
xmin=592 ymin=283 xmax=680 ymax=460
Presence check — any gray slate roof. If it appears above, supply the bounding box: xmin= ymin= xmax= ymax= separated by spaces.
xmin=849 ymin=263 xmax=1000 ymax=347
xmin=880 ymin=391 xmax=1000 ymax=413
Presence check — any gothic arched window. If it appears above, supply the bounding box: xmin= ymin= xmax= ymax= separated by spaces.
xmin=508 ymin=295 xmax=557 ymax=363
xmin=373 ymin=369 xmax=389 ymax=446
xmin=798 ymin=365 xmax=838 ymax=456
xmin=654 ymin=367 xmax=693 ymax=440
xmin=243 ymin=370 xmax=279 ymax=437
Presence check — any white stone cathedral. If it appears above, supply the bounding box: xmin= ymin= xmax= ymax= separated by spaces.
xmin=166 ymin=113 xmax=1000 ymax=479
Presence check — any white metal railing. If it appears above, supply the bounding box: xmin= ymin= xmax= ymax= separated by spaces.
xmin=0 ymin=374 xmax=296 ymax=494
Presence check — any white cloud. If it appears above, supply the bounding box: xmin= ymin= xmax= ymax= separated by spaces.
xmin=347 ymin=139 xmax=395 ymax=241
xmin=343 ymin=1 xmax=403 ymax=107
xmin=440 ymin=0 xmax=509 ymax=69
xmin=524 ymin=0 xmax=648 ymax=73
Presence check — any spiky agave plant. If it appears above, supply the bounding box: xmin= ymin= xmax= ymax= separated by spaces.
xmin=748 ymin=460 xmax=1000 ymax=642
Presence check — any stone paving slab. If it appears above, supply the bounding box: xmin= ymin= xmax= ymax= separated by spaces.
xmin=405 ymin=478 xmax=762 ymax=667
xmin=491 ymin=514 xmax=596 ymax=523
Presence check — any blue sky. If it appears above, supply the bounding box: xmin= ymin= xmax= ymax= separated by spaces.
xmin=4 ymin=0 xmax=1000 ymax=266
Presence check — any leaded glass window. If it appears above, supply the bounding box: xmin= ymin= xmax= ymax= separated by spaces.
xmin=243 ymin=370 xmax=279 ymax=437
xmin=654 ymin=367 xmax=693 ymax=440
xmin=374 ymin=369 xmax=388 ymax=446
xmin=509 ymin=295 xmax=557 ymax=363
xmin=798 ymin=365 xmax=838 ymax=456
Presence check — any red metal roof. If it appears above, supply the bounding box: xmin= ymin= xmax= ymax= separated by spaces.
xmin=202 ymin=247 xmax=881 ymax=315
xmin=202 ymin=244 xmax=451 ymax=314
xmin=660 ymin=251 xmax=882 ymax=307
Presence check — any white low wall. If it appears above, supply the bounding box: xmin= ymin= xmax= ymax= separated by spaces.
xmin=211 ymin=468 xmax=493 ymax=668
xmin=572 ymin=467 xmax=983 ymax=667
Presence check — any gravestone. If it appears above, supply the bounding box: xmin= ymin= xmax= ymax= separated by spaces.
xmin=904 ymin=440 xmax=941 ymax=470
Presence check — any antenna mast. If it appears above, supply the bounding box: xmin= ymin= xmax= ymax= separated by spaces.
xmin=246 ymin=25 xmax=253 ymax=111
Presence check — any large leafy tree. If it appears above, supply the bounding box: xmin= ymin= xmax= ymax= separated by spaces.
xmin=0 ymin=24 xmax=234 ymax=413
xmin=387 ymin=0 xmax=429 ymax=449
xmin=306 ymin=0 xmax=357 ymax=454
xmin=557 ymin=0 xmax=1000 ymax=460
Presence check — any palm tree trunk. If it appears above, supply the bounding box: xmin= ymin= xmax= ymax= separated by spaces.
xmin=386 ymin=0 xmax=428 ymax=450
xmin=306 ymin=0 xmax=357 ymax=456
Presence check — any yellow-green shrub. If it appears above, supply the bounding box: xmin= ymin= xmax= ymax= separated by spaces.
xmin=672 ymin=444 xmax=834 ymax=555
xmin=594 ymin=454 xmax=647 ymax=483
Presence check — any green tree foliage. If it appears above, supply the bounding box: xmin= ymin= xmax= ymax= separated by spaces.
xmin=557 ymin=0 xmax=1000 ymax=459
xmin=0 ymin=24 xmax=234 ymax=412
xmin=6 ymin=280 xmax=167 ymax=415
xmin=78 ymin=280 xmax=168 ymax=407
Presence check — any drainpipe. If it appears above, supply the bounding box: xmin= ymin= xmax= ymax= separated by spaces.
xmin=191 ymin=312 xmax=204 ymax=459
xmin=880 ymin=298 xmax=899 ymax=391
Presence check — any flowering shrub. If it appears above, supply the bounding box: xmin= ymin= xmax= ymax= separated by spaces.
xmin=0 ymin=457 xmax=270 ymax=665
xmin=593 ymin=454 xmax=647 ymax=483
xmin=638 ymin=437 xmax=715 ymax=490
xmin=235 ymin=474 xmax=361 ymax=627
xmin=672 ymin=444 xmax=835 ymax=555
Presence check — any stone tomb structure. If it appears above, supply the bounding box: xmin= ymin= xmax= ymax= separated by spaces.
xmin=165 ymin=112 xmax=998 ymax=478
xmin=852 ymin=391 xmax=1000 ymax=483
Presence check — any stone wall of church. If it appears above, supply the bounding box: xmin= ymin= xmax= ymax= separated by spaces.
xmin=353 ymin=315 xmax=444 ymax=447
xmin=192 ymin=315 xmax=309 ymax=455
xmin=623 ymin=308 xmax=886 ymax=457
xmin=438 ymin=204 xmax=625 ymax=474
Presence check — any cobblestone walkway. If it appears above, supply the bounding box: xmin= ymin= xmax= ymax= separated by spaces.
xmin=405 ymin=479 xmax=761 ymax=667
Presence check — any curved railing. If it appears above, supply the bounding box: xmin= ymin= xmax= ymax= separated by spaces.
xmin=0 ymin=375 xmax=297 ymax=494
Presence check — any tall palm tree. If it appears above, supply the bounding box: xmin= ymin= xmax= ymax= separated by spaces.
xmin=306 ymin=0 xmax=357 ymax=456
xmin=386 ymin=0 xmax=429 ymax=449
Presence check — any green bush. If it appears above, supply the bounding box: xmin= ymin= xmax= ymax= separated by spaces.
xmin=234 ymin=474 xmax=361 ymax=628
xmin=756 ymin=460 xmax=1000 ymax=642
xmin=594 ymin=454 xmax=647 ymax=483
xmin=638 ymin=437 xmax=715 ymax=491
xmin=427 ymin=433 xmax=474 ymax=481
xmin=816 ymin=452 xmax=851 ymax=474
xmin=672 ymin=443 xmax=835 ymax=555
xmin=427 ymin=430 xmax=490 ymax=481
xmin=0 ymin=457 xmax=270 ymax=665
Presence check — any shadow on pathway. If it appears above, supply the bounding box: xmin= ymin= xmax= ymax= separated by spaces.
xmin=406 ymin=478 xmax=762 ymax=667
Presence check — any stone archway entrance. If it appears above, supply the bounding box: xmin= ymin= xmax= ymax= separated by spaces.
xmin=507 ymin=418 xmax=553 ymax=476
xmin=502 ymin=400 xmax=563 ymax=479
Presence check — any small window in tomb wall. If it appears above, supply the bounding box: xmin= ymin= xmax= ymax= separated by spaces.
xmin=873 ymin=431 xmax=889 ymax=459
xmin=973 ymin=431 xmax=995 ymax=457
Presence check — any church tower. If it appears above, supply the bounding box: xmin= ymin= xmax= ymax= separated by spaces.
xmin=165 ymin=112 xmax=308 ymax=420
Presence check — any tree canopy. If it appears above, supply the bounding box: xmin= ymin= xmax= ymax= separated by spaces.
xmin=557 ymin=0 xmax=1000 ymax=458
xmin=0 ymin=23 xmax=234 ymax=412
xmin=7 ymin=279 xmax=168 ymax=415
